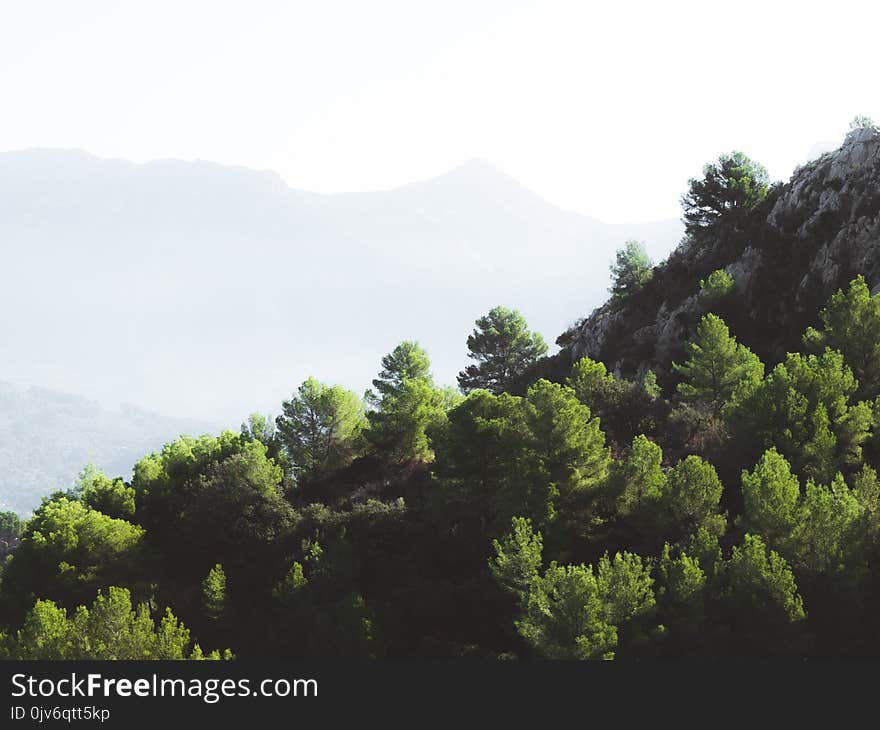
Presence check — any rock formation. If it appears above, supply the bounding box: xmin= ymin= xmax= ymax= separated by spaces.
xmin=558 ymin=126 xmax=880 ymax=384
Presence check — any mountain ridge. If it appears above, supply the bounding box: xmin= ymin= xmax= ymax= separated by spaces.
xmin=0 ymin=146 xmax=683 ymax=424
xmin=0 ymin=148 xmax=618 ymax=222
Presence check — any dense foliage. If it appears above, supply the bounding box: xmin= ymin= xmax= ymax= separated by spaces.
xmin=680 ymin=151 xmax=770 ymax=235
xmin=458 ymin=306 xmax=548 ymax=394
xmin=3 ymin=154 xmax=880 ymax=659
xmin=609 ymin=240 xmax=653 ymax=298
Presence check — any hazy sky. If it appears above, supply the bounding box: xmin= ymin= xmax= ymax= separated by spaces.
xmin=1 ymin=0 xmax=878 ymax=223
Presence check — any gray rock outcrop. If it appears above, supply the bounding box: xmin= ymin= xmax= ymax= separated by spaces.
xmin=561 ymin=126 xmax=880 ymax=380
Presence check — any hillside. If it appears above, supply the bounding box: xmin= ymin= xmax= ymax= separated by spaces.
xmin=558 ymin=126 xmax=880 ymax=381
xmin=4 ymin=126 xmax=880 ymax=661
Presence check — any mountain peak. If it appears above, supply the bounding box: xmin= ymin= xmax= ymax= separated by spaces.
xmin=435 ymin=157 xmax=522 ymax=187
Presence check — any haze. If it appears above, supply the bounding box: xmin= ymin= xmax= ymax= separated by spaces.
xmin=2 ymin=1 xmax=877 ymax=224
xmin=1 ymin=0 xmax=878 ymax=428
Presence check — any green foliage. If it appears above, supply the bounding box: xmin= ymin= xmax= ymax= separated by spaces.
xmin=366 ymin=342 xmax=454 ymax=464
xmin=738 ymin=450 xmax=871 ymax=579
xmin=681 ymin=151 xmax=770 ymax=234
xmin=0 ymin=497 xmax=145 ymax=617
xmin=515 ymin=550 xmax=654 ymax=660
xmin=275 ymin=377 xmax=367 ymax=481
xmin=615 ymin=435 xmax=665 ymax=516
xmin=683 ymin=524 xmax=723 ymax=580
xmin=78 ymin=464 xmax=136 ymax=522
xmin=2 ymin=599 xmax=71 ymax=660
xmin=267 ymin=536 xmax=377 ymax=658
xmin=731 ymin=349 xmax=873 ymax=483
xmin=700 ymin=269 xmax=735 ymax=299
xmin=803 ymin=276 xmax=880 ymax=400
xmin=431 ymin=389 xmax=529 ymax=531
xmin=740 ymin=448 xmax=800 ymax=544
xmin=273 ymin=561 xmax=308 ymax=605
xmin=719 ymin=534 xmax=806 ymax=651
xmin=489 ymin=517 xmax=543 ymax=605
xmin=642 ymin=370 xmax=661 ymax=400
xmin=0 ymin=511 xmax=23 ymax=560
xmin=850 ymin=115 xmax=877 ymax=131
xmin=522 ymin=379 xmax=610 ymax=507
xmin=370 ymin=340 xmax=432 ymax=398
xmin=12 ymin=268 xmax=880 ymax=659
xmin=240 ymin=412 xmax=276 ymax=443
xmin=656 ymin=544 xmax=706 ymax=649
xmin=788 ymin=474 xmax=864 ymax=575
xmin=1 ymin=587 xmax=229 ymax=660
xmin=516 ymin=562 xmax=617 ymax=659
xmin=434 ymin=380 xmax=609 ymax=533
xmin=567 ymin=358 xmax=615 ymax=406
xmin=609 ymin=240 xmax=653 ymax=298
xmin=131 ymin=432 xmax=294 ymax=585
xmin=458 ymin=306 xmax=547 ymax=394
xmin=662 ymin=455 xmax=725 ymax=538
xmin=852 ymin=464 xmax=880 ymax=518
xmin=595 ymin=551 xmax=655 ymax=629
xmin=202 ymin=563 xmax=227 ymax=622
xmin=674 ymin=314 xmax=764 ymax=411
xmin=567 ymin=358 xmax=664 ymax=444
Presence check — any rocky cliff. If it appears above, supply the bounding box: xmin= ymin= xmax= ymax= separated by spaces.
xmin=558 ymin=126 xmax=880 ymax=383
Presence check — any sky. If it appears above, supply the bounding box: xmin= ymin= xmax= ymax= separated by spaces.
xmin=1 ymin=0 xmax=878 ymax=224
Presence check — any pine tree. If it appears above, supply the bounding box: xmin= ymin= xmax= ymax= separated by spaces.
xmin=457 ymin=306 xmax=547 ymax=394
xmin=674 ymin=313 xmax=764 ymax=411
xmin=662 ymin=455 xmax=725 ymax=537
xmin=275 ymin=377 xmax=366 ymax=481
xmin=681 ymin=151 xmax=769 ymax=234
xmin=365 ymin=342 xmax=456 ymax=464
xmin=803 ymin=275 xmax=880 ymax=400
xmin=616 ymin=435 xmax=666 ymax=516
xmin=720 ymin=534 xmax=806 ymax=652
xmin=489 ymin=517 xmax=544 ymax=606
xmin=609 ymin=240 xmax=653 ymax=298
xmin=516 ymin=563 xmax=617 ymax=660
xmin=202 ymin=563 xmax=227 ymax=623
xmin=740 ymin=448 xmax=800 ymax=545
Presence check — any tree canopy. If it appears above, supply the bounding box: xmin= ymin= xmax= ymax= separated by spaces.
xmin=4 ymin=271 xmax=880 ymax=661
xmin=681 ymin=151 xmax=770 ymax=234
xmin=609 ymin=240 xmax=653 ymax=298
xmin=457 ymin=306 xmax=547 ymax=394
xmin=366 ymin=341 xmax=455 ymax=464
xmin=674 ymin=314 xmax=764 ymax=412
xmin=0 ymin=587 xmax=230 ymax=660
xmin=803 ymin=276 xmax=880 ymax=400
xmin=276 ymin=377 xmax=367 ymax=482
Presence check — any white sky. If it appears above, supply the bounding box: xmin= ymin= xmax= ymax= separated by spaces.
xmin=1 ymin=0 xmax=877 ymax=223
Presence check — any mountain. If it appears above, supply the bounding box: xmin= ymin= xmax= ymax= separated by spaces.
xmin=0 ymin=149 xmax=682 ymax=427
xmin=557 ymin=126 xmax=880 ymax=380
xmin=0 ymin=380 xmax=214 ymax=515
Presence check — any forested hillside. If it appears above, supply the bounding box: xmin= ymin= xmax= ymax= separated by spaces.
xmin=2 ymin=121 xmax=880 ymax=659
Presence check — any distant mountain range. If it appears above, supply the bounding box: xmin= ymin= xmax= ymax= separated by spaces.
xmin=0 ymin=149 xmax=683 ymax=512
xmin=0 ymin=149 xmax=682 ymax=424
